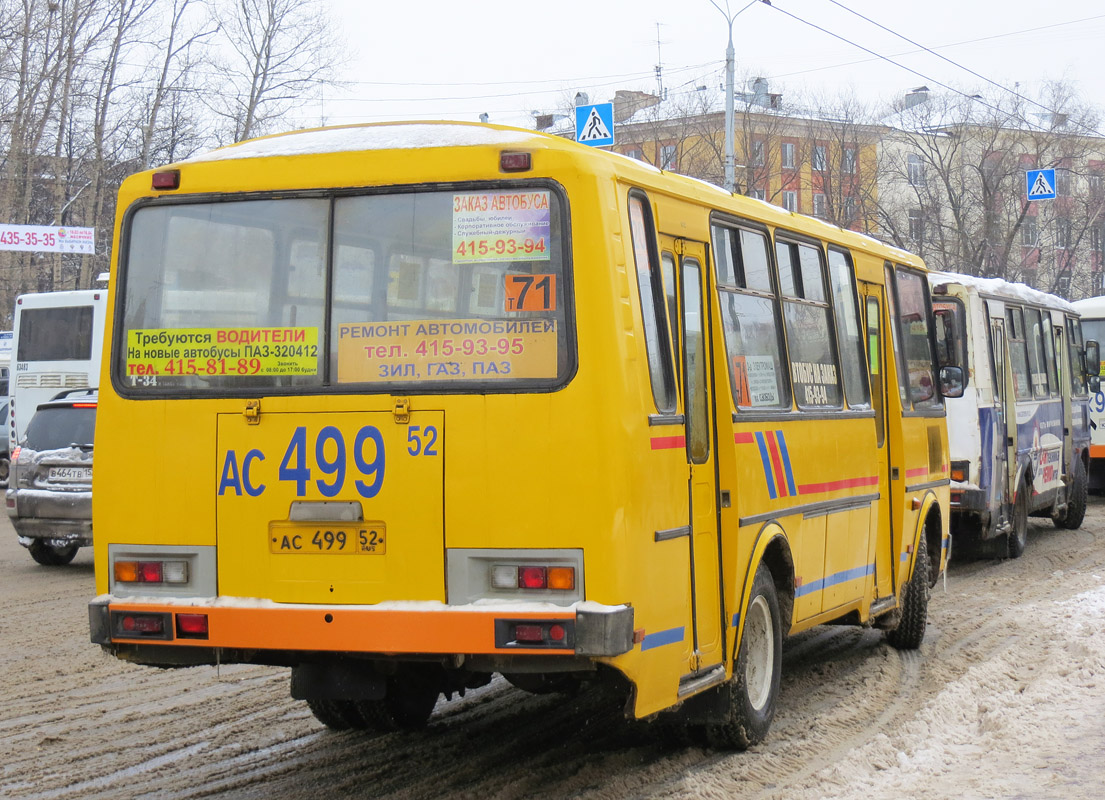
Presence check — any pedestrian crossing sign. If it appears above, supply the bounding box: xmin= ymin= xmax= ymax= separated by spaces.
xmin=575 ymin=103 xmax=615 ymax=148
xmin=1026 ymin=168 xmax=1056 ymax=201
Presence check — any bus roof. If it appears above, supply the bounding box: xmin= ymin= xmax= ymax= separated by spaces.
xmin=157 ymin=120 xmax=924 ymax=272
xmin=1071 ymin=296 xmax=1105 ymax=318
xmin=929 ymin=270 xmax=1075 ymax=313
xmin=15 ymin=289 xmax=106 ymax=308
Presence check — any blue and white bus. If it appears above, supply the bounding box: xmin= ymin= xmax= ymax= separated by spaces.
xmin=931 ymin=273 xmax=1096 ymax=557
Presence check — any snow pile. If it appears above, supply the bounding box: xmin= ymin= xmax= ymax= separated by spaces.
xmin=789 ymin=580 xmax=1105 ymax=799
xmin=185 ymin=123 xmax=536 ymax=163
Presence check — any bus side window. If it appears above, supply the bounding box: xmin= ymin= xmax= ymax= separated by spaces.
xmin=628 ymin=191 xmax=676 ymax=413
xmin=1067 ymin=317 xmax=1088 ymax=396
xmin=712 ymin=222 xmax=789 ymax=411
xmin=1025 ymin=307 xmax=1051 ymax=399
xmin=827 ymin=248 xmax=870 ymax=409
xmin=1006 ymin=307 xmax=1032 ymax=400
xmin=660 ymin=251 xmax=680 ymax=368
xmin=1042 ymin=312 xmax=1060 ymax=398
xmin=777 ymin=239 xmax=841 ymax=409
xmin=891 ymin=266 xmax=940 ymax=409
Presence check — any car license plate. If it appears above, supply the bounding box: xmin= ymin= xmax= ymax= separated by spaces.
xmin=269 ymin=521 xmax=386 ymax=555
xmin=48 ymin=466 xmax=92 ymax=482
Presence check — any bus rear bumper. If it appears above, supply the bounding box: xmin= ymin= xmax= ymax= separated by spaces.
xmin=89 ymin=596 xmax=635 ymax=662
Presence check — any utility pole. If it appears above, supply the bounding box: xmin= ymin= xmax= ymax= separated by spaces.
xmin=711 ymin=1 xmax=765 ymax=193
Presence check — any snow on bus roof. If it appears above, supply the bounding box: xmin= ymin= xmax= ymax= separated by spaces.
xmin=183 ymin=123 xmax=537 ymax=163
xmin=929 ymin=270 xmax=1075 ymax=312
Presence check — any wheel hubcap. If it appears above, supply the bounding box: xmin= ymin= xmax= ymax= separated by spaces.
xmin=744 ymin=595 xmax=775 ymax=712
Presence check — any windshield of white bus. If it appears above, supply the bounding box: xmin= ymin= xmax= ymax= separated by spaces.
xmin=117 ymin=187 xmax=571 ymax=393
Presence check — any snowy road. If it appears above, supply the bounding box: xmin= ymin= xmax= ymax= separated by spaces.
xmin=3 ymin=502 xmax=1105 ymax=800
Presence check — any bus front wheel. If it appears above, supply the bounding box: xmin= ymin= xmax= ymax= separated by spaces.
xmin=704 ymin=562 xmax=782 ymax=750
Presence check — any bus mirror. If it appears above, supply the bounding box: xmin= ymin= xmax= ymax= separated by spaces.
xmin=1090 ymin=376 xmax=1101 ymax=394
xmin=1086 ymin=340 xmax=1101 ymax=379
xmin=939 ymin=365 xmax=965 ymax=399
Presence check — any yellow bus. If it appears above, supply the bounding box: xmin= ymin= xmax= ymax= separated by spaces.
xmin=89 ymin=122 xmax=957 ymax=748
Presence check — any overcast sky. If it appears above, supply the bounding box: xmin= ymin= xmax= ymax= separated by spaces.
xmin=297 ymin=0 xmax=1105 ymax=130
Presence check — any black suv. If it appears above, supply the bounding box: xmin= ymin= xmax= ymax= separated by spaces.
xmin=6 ymin=389 xmax=96 ymax=566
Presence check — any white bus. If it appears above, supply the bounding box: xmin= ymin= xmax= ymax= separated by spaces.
xmin=1071 ymin=296 xmax=1105 ymax=490
xmin=932 ymin=273 xmax=1096 ymax=557
xmin=8 ymin=290 xmax=108 ymax=445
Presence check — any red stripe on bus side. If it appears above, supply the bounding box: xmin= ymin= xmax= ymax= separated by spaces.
xmin=765 ymin=431 xmax=789 ymax=498
xmin=798 ymin=475 xmax=880 ymax=495
xmin=905 ymin=466 xmax=929 ymax=478
xmin=651 ymin=435 xmax=686 ymax=450
xmin=734 ymin=432 xmax=756 ymax=444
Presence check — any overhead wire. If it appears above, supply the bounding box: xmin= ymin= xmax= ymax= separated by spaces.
xmin=763 ymin=1 xmax=1093 ymax=135
xmin=824 ymin=0 xmax=1105 ymax=139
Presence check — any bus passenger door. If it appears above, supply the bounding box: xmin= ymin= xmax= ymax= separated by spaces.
xmin=678 ymin=240 xmax=724 ymax=671
xmin=860 ymin=282 xmax=896 ymax=601
xmin=988 ymin=315 xmax=1015 ymax=524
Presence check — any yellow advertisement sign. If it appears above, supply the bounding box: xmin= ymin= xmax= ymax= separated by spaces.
xmin=337 ymin=319 xmax=557 ymax=382
xmin=126 ymin=327 xmax=319 ymax=377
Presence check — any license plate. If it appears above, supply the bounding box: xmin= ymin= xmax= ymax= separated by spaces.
xmin=269 ymin=521 xmax=386 ymax=555
xmin=48 ymin=466 xmax=92 ymax=482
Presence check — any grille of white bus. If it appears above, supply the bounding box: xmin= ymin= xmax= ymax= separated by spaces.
xmin=16 ymin=373 xmax=90 ymax=388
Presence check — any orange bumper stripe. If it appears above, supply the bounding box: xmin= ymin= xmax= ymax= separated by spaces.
xmin=106 ymin=603 xmax=574 ymax=656
xmin=1090 ymin=444 xmax=1105 ymax=459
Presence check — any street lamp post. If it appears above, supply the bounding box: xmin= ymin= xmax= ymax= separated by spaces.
xmin=711 ymin=1 xmax=764 ymax=193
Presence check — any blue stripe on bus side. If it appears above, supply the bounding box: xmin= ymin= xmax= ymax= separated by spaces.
xmin=755 ymin=431 xmax=777 ymax=500
xmin=795 ymin=563 xmax=875 ymax=597
xmin=776 ymin=430 xmax=797 ymax=496
xmin=641 ymin=626 xmax=685 ymax=651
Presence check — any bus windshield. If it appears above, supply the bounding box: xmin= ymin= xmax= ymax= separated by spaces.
xmin=119 ymin=187 xmax=571 ymax=393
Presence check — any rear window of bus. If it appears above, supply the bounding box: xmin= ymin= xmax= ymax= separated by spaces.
xmin=117 ymin=187 xmax=573 ymax=394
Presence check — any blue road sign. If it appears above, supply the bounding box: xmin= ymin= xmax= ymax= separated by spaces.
xmin=1026 ymin=168 xmax=1056 ymax=201
xmin=575 ymin=103 xmax=614 ymax=148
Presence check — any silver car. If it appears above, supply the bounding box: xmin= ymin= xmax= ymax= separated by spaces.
xmin=6 ymin=390 xmax=95 ymax=566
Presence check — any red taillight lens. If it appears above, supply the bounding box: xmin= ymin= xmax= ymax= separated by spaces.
xmin=10 ymin=446 xmax=20 ymax=463
xmin=548 ymin=624 xmax=567 ymax=643
xmin=177 ymin=614 xmax=209 ymax=636
xmin=152 ymin=170 xmax=180 ymax=190
xmin=121 ymin=614 xmax=164 ymax=634
xmin=518 ymin=566 xmax=547 ymax=589
xmin=514 ymin=624 xmax=544 ymax=643
xmin=139 ymin=561 xmax=163 ymax=583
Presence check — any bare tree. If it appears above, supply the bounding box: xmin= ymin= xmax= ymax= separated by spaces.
xmin=210 ymin=0 xmax=342 ymax=142
xmin=875 ymin=84 xmax=1105 ymax=298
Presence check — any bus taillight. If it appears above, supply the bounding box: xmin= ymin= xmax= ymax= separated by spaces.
xmin=114 ymin=559 xmax=189 ymax=585
xmin=491 ymin=564 xmax=576 ymax=591
xmin=176 ymin=614 xmax=209 ymax=638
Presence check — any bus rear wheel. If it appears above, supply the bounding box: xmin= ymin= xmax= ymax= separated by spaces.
xmin=1006 ymin=482 xmax=1029 ymax=559
xmin=355 ymin=666 xmax=441 ymax=732
xmin=306 ymin=698 xmax=364 ymax=730
xmin=704 ymin=562 xmax=782 ymax=750
xmin=886 ymin=539 xmax=930 ymax=650
xmin=28 ymin=540 xmax=78 ymax=566
xmin=1053 ymin=458 xmax=1088 ymax=530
